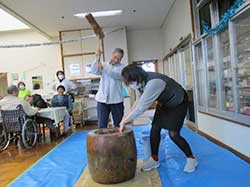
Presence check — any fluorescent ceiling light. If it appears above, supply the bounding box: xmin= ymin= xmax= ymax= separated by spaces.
xmin=0 ymin=8 xmax=29 ymax=32
xmin=74 ymin=10 xmax=122 ymax=18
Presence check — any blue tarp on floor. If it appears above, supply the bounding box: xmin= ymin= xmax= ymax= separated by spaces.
xmin=9 ymin=125 xmax=250 ymax=187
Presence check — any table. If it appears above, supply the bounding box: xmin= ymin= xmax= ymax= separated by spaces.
xmin=0 ymin=107 xmax=68 ymax=125
xmin=36 ymin=107 xmax=68 ymax=126
xmin=36 ymin=107 xmax=69 ymax=141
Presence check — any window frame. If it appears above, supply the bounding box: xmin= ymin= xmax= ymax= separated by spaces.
xmin=192 ymin=0 xmax=250 ymax=127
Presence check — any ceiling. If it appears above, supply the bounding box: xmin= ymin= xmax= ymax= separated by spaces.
xmin=0 ymin=0 xmax=174 ymax=38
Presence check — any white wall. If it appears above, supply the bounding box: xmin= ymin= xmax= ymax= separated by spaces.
xmin=127 ymin=28 xmax=164 ymax=70
xmin=0 ymin=29 xmax=61 ymax=94
xmin=162 ymin=0 xmax=192 ymax=53
xmin=198 ymin=113 xmax=250 ymax=156
xmin=0 ymin=27 xmax=129 ymax=92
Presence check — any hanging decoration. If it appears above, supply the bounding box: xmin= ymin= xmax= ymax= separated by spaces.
xmin=0 ymin=34 xmax=96 ymax=48
xmin=203 ymin=0 xmax=245 ymax=35
xmin=0 ymin=28 xmax=123 ymax=49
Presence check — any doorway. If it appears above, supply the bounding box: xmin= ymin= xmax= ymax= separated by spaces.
xmin=132 ymin=60 xmax=158 ymax=72
xmin=0 ymin=73 xmax=8 ymax=97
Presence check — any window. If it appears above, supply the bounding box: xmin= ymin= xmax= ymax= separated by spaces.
xmin=183 ymin=46 xmax=196 ymax=122
xmin=167 ymin=54 xmax=181 ymax=83
xmin=169 ymin=56 xmax=175 ymax=79
xmin=218 ymin=0 xmax=235 ymax=19
xmin=142 ymin=62 xmax=156 ymax=72
xmin=173 ymin=54 xmax=179 ymax=82
xmin=170 ymin=57 xmax=175 ymax=78
xmin=199 ymin=3 xmax=212 ymax=35
xmin=184 ymin=47 xmax=193 ymax=90
xmin=195 ymin=0 xmax=237 ymax=36
xmin=234 ymin=15 xmax=250 ymax=116
xmin=163 ymin=53 xmax=183 ymax=84
xmin=196 ymin=0 xmax=212 ymax=8
xmin=163 ymin=59 xmax=170 ymax=76
xmin=197 ymin=0 xmax=202 ymax=4
xmin=163 ymin=43 xmax=196 ymax=122
xmin=133 ymin=60 xmax=158 ymax=72
xmin=219 ymin=28 xmax=234 ymax=111
xmin=195 ymin=43 xmax=206 ymax=107
xmin=206 ymin=36 xmax=217 ymax=108
xmin=192 ymin=0 xmax=250 ymax=125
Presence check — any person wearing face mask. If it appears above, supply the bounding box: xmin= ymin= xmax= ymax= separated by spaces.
xmin=90 ymin=48 xmax=125 ymax=128
xmin=17 ymin=81 xmax=32 ymax=100
xmin=119 ymin=64 xmax=198 ymax=173
xmin=54 ymin=71 xmax=77 ymax=102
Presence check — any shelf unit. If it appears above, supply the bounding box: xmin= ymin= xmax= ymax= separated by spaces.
xmin=192 ymin=0 xmax=250 ymax=125
xmin=234 ymin=12 xmax=250 ymax=116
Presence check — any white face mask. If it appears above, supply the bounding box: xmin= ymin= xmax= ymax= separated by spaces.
xmin=129 ymin=82 xmax=141 ymax=90
xmin=19 ymin=85 xmax=25 ymax=90
xmin=58 ymin=75 xmax=64 ymax=80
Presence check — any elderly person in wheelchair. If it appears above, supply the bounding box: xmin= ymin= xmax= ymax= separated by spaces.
xmin=0 ymin=85 xmax=39 ymax=151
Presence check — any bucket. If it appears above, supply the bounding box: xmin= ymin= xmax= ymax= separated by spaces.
xmin=139 ymin=130 xmax=166 ymax=161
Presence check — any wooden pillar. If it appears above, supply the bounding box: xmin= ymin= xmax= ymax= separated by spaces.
xmin=59 ymin=31 xmax=65 ymax=71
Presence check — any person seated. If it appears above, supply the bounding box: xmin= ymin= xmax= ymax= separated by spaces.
xmin=25 ymin=94 xmax=50 ymax=108
xmin=51 ymin=85 xmax=73 ymax=115
xmin=32 ymin=94 xmax=48 ymax=108
xmin=24 ymin=95 xmax=56 ymax=141
xmin=0 ymin=85 xmax=38 ymax=116
xmin=24 ymin=95 xmax=33 ymax=104
xmin=51 ymin=85 xmax=72 ymax=134
xmin=17 ymin=81 xmax=32 ymax=100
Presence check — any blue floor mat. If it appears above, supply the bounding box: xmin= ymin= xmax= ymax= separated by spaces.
xmin=9 ymin=131 xmax=89 ymax=187
xmin=9 ymin=125 xmax=250 ymax=187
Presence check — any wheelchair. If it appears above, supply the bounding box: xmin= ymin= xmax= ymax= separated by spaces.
xmin=0 ymin=105 xmax=38 ymax=151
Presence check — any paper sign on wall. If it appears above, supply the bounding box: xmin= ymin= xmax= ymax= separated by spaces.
xmin=69 ymin=63 xmax=81 ymax=76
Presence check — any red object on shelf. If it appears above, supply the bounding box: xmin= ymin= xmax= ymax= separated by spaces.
xmin=240 ymin=106 xmax=250 ymax=115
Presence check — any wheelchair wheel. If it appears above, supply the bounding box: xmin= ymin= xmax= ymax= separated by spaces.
xmin=0 ymin=123 xmax=9 ymax=151
xmin=22 ymin=119 xmax=38 ymax=149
